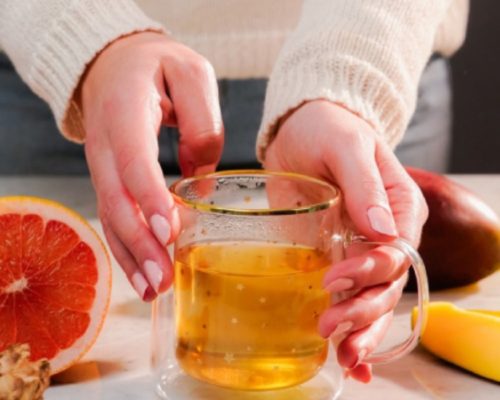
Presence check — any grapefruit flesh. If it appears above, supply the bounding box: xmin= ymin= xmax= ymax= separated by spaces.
xmin=0 ymin=197 xmax=111 ymax=374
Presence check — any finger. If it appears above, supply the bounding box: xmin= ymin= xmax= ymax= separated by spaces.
xmin=345 ymin=363 xmax=372 ymax=383
xmin=163 ymin=51 xmax=224 ymax=176
xmin=376 ymin=142 xmax=429 ymax=246
xmin=337 ymin=311 xmax=393 ymax=370
xmin=155 ymin=68 xmax=178 ymax=128
xmin=86 ymin=141 xmax=173 ymax=295
xmin=324 ymin=130 xmax=398 ymax=241
xmin=101 ymin=218 xmax=156 ymax=302
xmin=318 ymin=276 xmax=405 ymax=338
xmin=160 ymin=92 xmax=177 ymax=127
xmin=106 ymin=83 xmax=181 ymax=247
xmin=323 ymin=245 xmax=411 ymax=291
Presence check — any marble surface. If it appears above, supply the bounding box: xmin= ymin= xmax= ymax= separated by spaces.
xmin=1 ymin=175 xmax=499 ymax=400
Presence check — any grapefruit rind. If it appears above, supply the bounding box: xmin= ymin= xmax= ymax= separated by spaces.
xmin=0 ymin=196 xmax=112 ymax=375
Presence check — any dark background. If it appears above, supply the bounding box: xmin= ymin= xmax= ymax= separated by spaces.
xmin=449 ymin=0 xmax=500 ymax=173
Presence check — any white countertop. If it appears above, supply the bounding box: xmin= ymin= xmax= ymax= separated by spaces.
xmin=1 ymin=175 xmax=499 ymax=400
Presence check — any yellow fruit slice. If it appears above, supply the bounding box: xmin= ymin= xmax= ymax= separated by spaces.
xmin=0 ymin=196 xmax=111 ymax=374
xmin=470 ymin=309 xmax=500 ymax=318
xmin=412 ymin=302 xmax=500 ymax=382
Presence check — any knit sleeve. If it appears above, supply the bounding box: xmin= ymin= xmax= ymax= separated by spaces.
xmin=0 ymin=0 xmax=164 ymax=142
xmin=257 ymin=0 xmax=459 ymax=162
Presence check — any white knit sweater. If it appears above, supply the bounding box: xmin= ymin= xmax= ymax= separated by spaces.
xmin=0 ymin=1 xmax=468 ymax=161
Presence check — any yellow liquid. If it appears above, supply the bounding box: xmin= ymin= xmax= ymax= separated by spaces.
xmin=174 ymin=241 xmax=331 ymax=390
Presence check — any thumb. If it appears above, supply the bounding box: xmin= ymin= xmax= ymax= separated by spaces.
xmin=163 ymin=55 xmax=224 ymax=176
xmin=326 ymin=133 xmax=398 ymax=241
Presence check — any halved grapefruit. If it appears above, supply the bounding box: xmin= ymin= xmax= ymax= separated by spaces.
xmin=0 ymin=196 xmax=111 ymax=374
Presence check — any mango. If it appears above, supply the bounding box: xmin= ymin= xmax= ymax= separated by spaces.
xmin=412 ymin=302 xmax=500 ymax=382
xmin=406 ymin=167 xmax=500 ymax=290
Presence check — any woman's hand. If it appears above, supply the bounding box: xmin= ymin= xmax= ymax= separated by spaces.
xmin=264 ymin=100 xmax=428 ymax=382
xmin=80 ymin=32 xmax=224 ymax=301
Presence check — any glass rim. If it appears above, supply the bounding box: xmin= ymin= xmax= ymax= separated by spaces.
xmin=169 ymin=169 xmax=340 ymax=216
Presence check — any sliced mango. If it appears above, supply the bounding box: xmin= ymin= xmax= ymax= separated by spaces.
xmin=412 ymin=302 xmax=500 ymax=382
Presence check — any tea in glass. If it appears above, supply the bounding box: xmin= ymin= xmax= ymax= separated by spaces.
xmin=174 ymin=240 xmax=331 ymax=390
xmin=153 ymin=170 xmax=429 ymax=400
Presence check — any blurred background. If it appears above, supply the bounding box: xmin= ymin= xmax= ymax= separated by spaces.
xmin=449 ymin=0 xmax=500 ymax=173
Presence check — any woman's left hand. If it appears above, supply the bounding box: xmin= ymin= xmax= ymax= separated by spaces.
xmin=264 ymin=100 xmax=428 ymax=382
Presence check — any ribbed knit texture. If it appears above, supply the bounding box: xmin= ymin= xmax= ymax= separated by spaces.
xmin=0 ymin=0 xmax=468 ymax=152
xmin=256 ymin=0 xmax=469 ymax=161
xmin=0 ymin=0 xmax=163 ymax=142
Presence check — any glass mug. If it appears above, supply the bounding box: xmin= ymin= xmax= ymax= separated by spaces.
xmin=152 ymin=170 xmax=429 ymax=399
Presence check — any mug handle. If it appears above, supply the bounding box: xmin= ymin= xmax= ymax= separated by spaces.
xmin=346 ymin=236 xmax=430 ymax=364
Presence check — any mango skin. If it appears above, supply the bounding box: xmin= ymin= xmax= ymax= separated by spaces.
xmin=406 ymin=167 xmax=500 ymax=290
xmin=412 ymin=302 xmax=500 ymax=382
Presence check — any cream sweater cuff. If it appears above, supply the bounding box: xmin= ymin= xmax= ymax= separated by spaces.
xmin=27 ymin=0 xmax=163 ymax=142
xmin=257 ymin=0 xmax=453 ymax=163
xmin=257 ymin=55 xmax=407 ymax=162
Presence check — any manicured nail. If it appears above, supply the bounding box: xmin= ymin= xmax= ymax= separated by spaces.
xmin=150 ymin=214 xmax=171 ymax=246
xmin=352 ymin=348 xmax=368 ymax=369
xmin=324 ymin=278 xmax=354 ymax=292
xmin=143 ymin=286 xmax=157 ymax=302
xmin=367 ymin=206 xmax=398 ymax=236
xmin=144 ymin=260 xmax=163 ymax=293
xmin=332 ymin=321 xmax=353 ymax=337
xmin=131 ymin=272 xmax=149 ymax=299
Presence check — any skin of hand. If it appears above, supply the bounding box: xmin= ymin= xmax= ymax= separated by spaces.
xmin=79 ymin=32 xmax=224 ymax=301
xmin=264 ymin=100 xmax=428 ymax=383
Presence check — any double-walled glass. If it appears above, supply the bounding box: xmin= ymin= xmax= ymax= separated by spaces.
xmin=152 ymin=170 xmax=429 ymax=399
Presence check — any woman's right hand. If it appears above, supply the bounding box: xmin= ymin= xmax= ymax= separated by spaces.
xmin=80 ymin=32 xmax=224 ymax=301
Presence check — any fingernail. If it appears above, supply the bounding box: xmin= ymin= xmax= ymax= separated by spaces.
xmin=150 ymin=214 xmax=171 ymax=246
xmin=324 ymin=278 xmax=354 ymax=292
xmin=352 ymin=348 xmax=368 ymax=369
xmin=144 ymin=260 xmax=163 ymax=293
xmin=131 ymin=272 xmax=149 ymax=299
xmin=143 ymin=286 xmax=157 ymax=302
xmin=332 ymin=321 xmax=353 ymax=337
xmin=367 ymin=206 xmax=398 ymax=236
